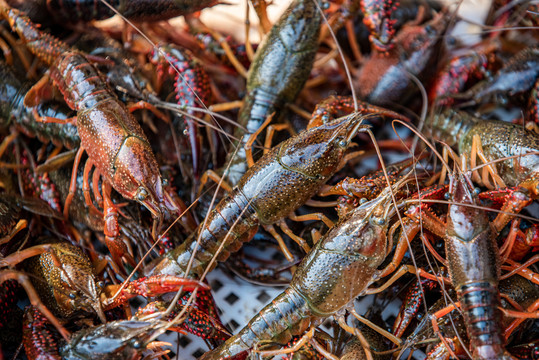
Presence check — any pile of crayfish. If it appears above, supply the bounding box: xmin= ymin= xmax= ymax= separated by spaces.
xmin=0 ymin=0 xmax=538 ymax=359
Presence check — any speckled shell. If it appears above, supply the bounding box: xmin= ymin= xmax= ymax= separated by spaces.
xmin=4 ymin=8 xmax=165 ymax=214
xmin=292 ymin=205 xmax=387 ymax=315
xmin=226 ymin=0 xmax=321 ymax=185
xmin=459 ymin=119 xmax=539 ymax=187
xmin=199 ymin=197 xmax=390 ymax=360
xmin=445 ymin=176 xmax=500 ymax=288
xmin=239 ymin=145 xmax=324 ymax=225
xmin=244 ymin=0 xmax=320 ymax=106
xmin=150 ymin=115 xmax=358 ymax=279
xmin=50 ymin=52 xmax=162 ymax=202
xmin=444 ymin=176 xmax=506 ymax=358
xmin=24 ymin=241 xmax=100 ymax=319
xmin=429 ymin=109 xmax=539 ymax=188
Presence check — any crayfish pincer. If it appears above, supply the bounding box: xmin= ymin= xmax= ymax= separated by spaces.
xmin=199 ymin=185 xmax=396 ymax=360
xmin=148 ymin=114 xmax=372 ymax=279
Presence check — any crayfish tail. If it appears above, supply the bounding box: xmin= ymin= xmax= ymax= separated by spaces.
xmin=201 ymin=287 xmax=315 ymax=359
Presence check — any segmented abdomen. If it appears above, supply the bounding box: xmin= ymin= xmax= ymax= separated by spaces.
xmin=161 ymin=187 xmax=259 ymax=278
xmin=154 ymin=45 xmax=212 ymax=178
xmin=225 ymin=89 xmax=280 ymax=185
xmin=458 ymin=283 xmax=506 ymax=358
xmin=427 ymin=109 xmax=477 ymax=148
xmin=201 ymin=287 xmax=314 ymax=360
xmin=50 ymin=52 xmax=112 ymax=111
xmin=164 ymin=49 xmax=212 ymax=112
xmin=199 ymin=201 xmax=389 ymax=360
xmin=3 ymin=7 xmax=69 ymax=65
xmin=225 ymin=0 xmax=321 ymax=185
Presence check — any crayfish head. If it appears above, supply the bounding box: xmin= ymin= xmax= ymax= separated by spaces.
xmin=279 ymin=113 xmax=371 ymax=179
xmin=446 ymin=173 xmax=488 ymax=241
xmin=60 ymin=272 xmax=106 ymax=323
xmin=134 ymin=183 xmax=163 ymax=220
xmin=135 ymin=181 xmax=185 ymax=241
xmin=61 ymin=320 xmax=170 ymax=359
xmin=30 ymin=241 xmax=105 ymax=322
xmin=112 ymin=137 xmax=168 ymax=230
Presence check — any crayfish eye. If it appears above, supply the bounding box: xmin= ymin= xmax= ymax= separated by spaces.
xmin=337 ymin=139 xmax=347 ymax=148
xmin=69 ymin=292 xmax=76 ymax=300
xmin=162 ymin=179 xmax=169 ymax=187
xmin=136 ymin=187 xmax=149 ymax=201
xmin=131 ymin=340 xmax=142 ymax=349
xmin=444 ymin=192 xmax=451 ymax=200
xmin=473 ymin=188 xmax=481 ymax=196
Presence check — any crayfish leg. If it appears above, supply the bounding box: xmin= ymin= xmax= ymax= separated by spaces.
xmin=429 ymin=303 xmax=462 ymax=360
xmin=288 ymin=212 xmax=334 ymax=229
xmin=128 ymin=100 xmax=171 ymax=124
xmin=63 ymin=146 xmax=84 ymax=219
xmin=23 ymin=73 xmax=58 ymax=108
xmin=0 ymin=243 xmax=51 ymax=266
xmin=102 ymin=181 xmax=136 ymax=270
xmin=277 ymin=220 xmax=310 ymax=253
xmin=0 ymin=218 xmax=26 ymax=245
xmin=82 ymin=159 xmax=104 ymax=217
xmin=197 ymin=169 xmax=232 ymax=199
xmin=263 ymin=224 xmax=294 ymax=262
xmin=505 ymin=299 xmax=539 ymax=340
xmin=251 ymin=0 xmax=272 ymax=35
xmin=244 ymin=112 xmax=275 ymax=167
xmin=470 ymin=134 xmax=506 ymax=189
xmin=0 ymin=131 xmax=17 ymax=160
